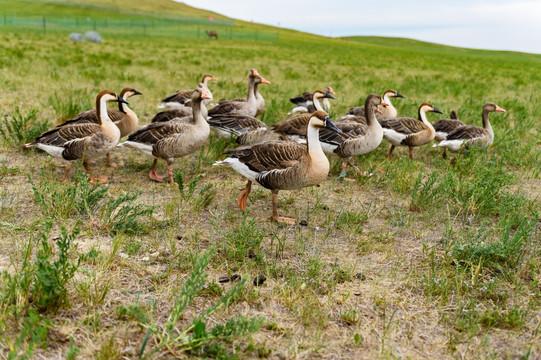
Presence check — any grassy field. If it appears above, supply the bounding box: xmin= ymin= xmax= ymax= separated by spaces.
xmin=1 ymin=0 xmax=540 ymax=359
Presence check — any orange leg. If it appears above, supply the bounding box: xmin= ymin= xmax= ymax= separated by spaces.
xmin=84 ymin=161 xmax=108 ymax=184
xmin=148 ymin=159 xmax=165 ymax=182
xmin=167 ymin=164 xmax=174 ymax=184
xmin=106 ymin=152 xmax=118 ymax=168
xmin=237 ymin=180 xmax=252 ymax=210
xmin=61 ymin=163 xmax=71 ymax=182
xmin=387 ymin=145 xmax=395 ymax=160
xmin=269 ymin=190 xmax=295 ymax=225
xmin=408 ymin=147 xmax=413 ymax=159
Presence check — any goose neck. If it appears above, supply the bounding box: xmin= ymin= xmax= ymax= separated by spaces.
xmin=97 ymin=96 xmax=112 ymax=125
xmin=306 ymin=122 xmax=323 ymax=156
xmin=482 ymin=109 xmax=494 ymax=138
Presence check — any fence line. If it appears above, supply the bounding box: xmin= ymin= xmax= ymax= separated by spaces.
xmin=1 ymin=15 xmax=279 ymax=41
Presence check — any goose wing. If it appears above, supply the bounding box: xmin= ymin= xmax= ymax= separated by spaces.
xmin=289 ymin=91 xmax=312 ymax=107
xmin=162 ymin=90 xmax=194 ymax=105
xmin=432 ymin=119 xmax=465 ymax=134
xmin=151 ymin=108 xmax=193 ymax=123
xmin=380 ymin=117 xmax=427 ymax=135
xmin=127 ymin=121 xmax=192 ymax=144
xmin=56 ymin=109 xmax=125 ymax=127
xmin=272 ymin=113 xmax=310 ymax=137
xmin=227 ymin=141 xmax=306 ymax=173
xmin=446 ymin=125 xmax=487 ymax=141
xmin=208 ymin=101 xmax=244 ymax=116
xmin=34 ymin=123 xmax=101 ymax=146
xmin=208 ymin=114 xmax=266 ymax=134
xmin=347 ymin=106 xmax=365 ymax=117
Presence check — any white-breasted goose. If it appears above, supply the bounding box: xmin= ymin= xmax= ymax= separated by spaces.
xmin=214 ymin=110 xmax=342 ymax=225
xmin=119 ymin=86 xmax=211 ymax=183
xmin=380 ymin=103 xmax=443 ymax=159
xmin=151 ymin=81 xmax=211 ymax=123
xmin=345 ymin=89 xmax=405 ymax=121
xmin=288 ymin=86 xmax=335 ymax=115
xmin=56 ymin=87 xmax=142 ymax=166
xmin=208 ymin=69 xmax=270 ymax=117
xmin=432 ymin=110 xmax=465 ymax=142
xmin=159 ymin=74 xmax=217 ymax=109
xmin=218 ymin=73 xmax=268 ymax=117
xmin=24 ymin=90 xmax=126 ymax=183
xmin=434 ymin=103 xmax=505 ymax=155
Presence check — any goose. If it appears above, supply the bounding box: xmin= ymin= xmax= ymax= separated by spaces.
xmin=274 ymin=90 xmax=336 ymax=142
xmin=206 ymin=114 xmax=267 ymax=139
xmin=208 ymin=69 xmax=270 ymax=117
xmin=380 ymin=103 xmax=443 ymax=159
xmin=236 ymin=128 xmax=291 ymax=145
xmin=119 ymin=86 xmax=211 ymax=183
xmin=24 ymin=90 xmax=126 ymax=183
xmin=320 ymin=94 xmax=388 ymax=178
xmin=432 ymin=110 xmax=465 ymax=142
xmin=218 ymin=72 xmax=268 ymax=116
xmin=345 ymin=89 xmax=405 ymax=121
xmin=288 ymin=86 xmax=335 ymax=115
xmin=214 ymin=110 xmax=342 ymax=225
xmin=434 ymin=103 xmax=505 ymax=155
xmin=56 ymin=87 xmax=142 ymax=166
xmin=158 ymin=74 xmax=217 ymax=109
xmin=150 ymin=81 xmax=212 ymax=123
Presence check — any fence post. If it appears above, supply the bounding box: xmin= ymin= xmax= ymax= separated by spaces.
xmin=43 ymin=16 xmax=46 ymax=34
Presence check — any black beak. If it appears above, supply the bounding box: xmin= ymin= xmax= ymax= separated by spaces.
xmin=395 ymin=91 xmax=406 ymax=99
xmin=324 ymin=92 xmax=335 ymax=100
xmin=133 ymin=89 xmax=143 ymax=96
xmin=117 ymin=95 xmax=129 ymax=105
xmin=433 ymin=107 xmax=444 ymax=114
xmin=325 ymin=116 xmax=342 ymax=133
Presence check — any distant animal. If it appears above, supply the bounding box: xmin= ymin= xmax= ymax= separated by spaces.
xmin=205 ymin=30 xmax=218 ymax=39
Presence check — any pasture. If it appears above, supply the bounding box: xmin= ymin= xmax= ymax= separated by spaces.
xmin=1 ymin=0 xmax=540 ymax=358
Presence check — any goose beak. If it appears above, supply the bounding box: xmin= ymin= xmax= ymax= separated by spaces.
xmin=117 ymin=96 xmax=129 ymax=105
xmin=433 ymin=107 xmax=444 ymax=114
xmin=260 ymin=77 xmax=271 ymax=84
xmin=201 ymin=90 xmax=212 ymax=100
xmin=328 ymin=87 xmax=335 ymax=95
xmin=380 ymin=100 xmax=390 ymax=107
xmin=376 ymin=107 xmax=383 ymax=114
xmin=211 ymin=76 xmax=218 ymax=81
xmin=133 ymin=89 xmax=143 ymax=96
xmin=325 ymin=116 xmax=342 ymax=133
xmin=395 ymin=91 xmax=405 ymax=98
xmin=495 ymin=105 xmax=506 ymax=112
xmin=324 ymin=92 xmax=335 ymax=100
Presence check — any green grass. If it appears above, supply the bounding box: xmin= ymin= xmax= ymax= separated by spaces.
xmin=0 ymin=0 xmax=540 ymax=359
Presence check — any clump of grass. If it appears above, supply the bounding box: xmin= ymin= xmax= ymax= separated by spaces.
xmin=0 ymin=107 xmax=49 ymax=146
xmin=174 ymin=169 xmax=216 ymax=211
xmin=213 ymin=214 xmax=266 ymax=263
xmin=48 ymin=88 xmax=93 ymax=123
xmin=100 ymin=190 xmax=156 ymax=235
xmin=139 ymin=250 xmax=263 ymax=359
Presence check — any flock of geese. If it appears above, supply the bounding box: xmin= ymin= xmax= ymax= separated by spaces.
xmin=24 ymin=69 xmax=506 ymax=224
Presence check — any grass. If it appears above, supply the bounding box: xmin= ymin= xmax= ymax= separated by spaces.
xmin=0 ymin=0 xmax=540 ymax=358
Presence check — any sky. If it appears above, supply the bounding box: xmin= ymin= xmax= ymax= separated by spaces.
xmin=178 ymin=0 xmax=541 ymax=54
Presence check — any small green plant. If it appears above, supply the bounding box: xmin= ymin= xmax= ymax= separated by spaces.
xmin=100 ymin=190 xmax=156 ymax=235
xmin=213 ymin=215 xmax=266 ymax=263
xmin=174 ymin=169 xmax=216 ymax=210
xmin=0 ymin=107 xmax=49 ymax=146
xmin=139 ymin=250 xmax=263 ymax=359
xmin=5 ymin=308 xmax=53 ymax=359
xmin=48 ymin=88 xmax=93 ymax=123
xmin=32 ymin=219 xmax=84 ymax=312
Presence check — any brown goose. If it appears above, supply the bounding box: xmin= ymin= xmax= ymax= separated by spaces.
xmin=218 ymin=73 xmax=268 ymax=117
xmin=432 ymin=110 xmax=465 ymax=141
xmin=345 ymin=89 xmax=405 ymax=121
xmin=56 ymin=87 xmax=142 ymax=166
xmin=236 ymin=128 xmax=291 ymax=145
xmin=320 ymin=94 xmax=387 ymax=178
xmin=208 ymin=69 xmax=270 ymax=117
xmin=158 ymin=74 xmax=217 ymax=109
xmin=24 ymin=90 xmax=126 ymax=183
xmin=288 ymin=86 xmax=335 ymax=115
xmin=434 ymin=103 xmax=505 ymax=155
xmin=119 ymin=86 xmax=211 ymax=183
xmin=274 ymin=90 xmax=336 ymax=142
xmin=151 ymin=81 xmax=212 ymax=123
xmin=207 ymin=114 xmax=267 ymax=139
xmin=214 ymin=110 xmax=342 ymax=225
xmin=381 ymin=103 xmax=443 ymax=159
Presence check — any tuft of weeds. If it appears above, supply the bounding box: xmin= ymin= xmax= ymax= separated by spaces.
xmin=139 ymin=250 xmax=263 ymax=359
xmin=48 ymin=88 xmax=93 ymax=123
xmin=100 ymin=190 xmax=156 ymax=235
xmin=213 ymin=214 xmax=267 ymax=264
xmin=174 ymin=169 xmax=216 ymax=211
xmin=0 ymin=107 xmax=49 ymax=147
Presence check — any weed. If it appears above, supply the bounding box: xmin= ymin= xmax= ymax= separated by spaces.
xmin=213 ymin=214 xmax=266 ymax=264
xmin=0 ymin=107 xmax=49 ymax=146
xmin=48 ymin=87 xmax=93 ymax=123
xmin=174 ymin=169 xmax=216 ymax=211
xmin=139 ymin=250 xmax=263 ymax=359
xmin=100 ymin=190 xmax=156 ymax=235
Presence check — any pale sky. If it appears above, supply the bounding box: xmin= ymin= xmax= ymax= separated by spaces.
xmin=178 ymin=0 xmax=541 ymax=54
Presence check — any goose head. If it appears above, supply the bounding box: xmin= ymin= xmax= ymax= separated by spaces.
xmin=483 ymin=102 xmax=506 ymax=113
xmin=250 ymin=69 xmax=270 ymax=85
xmin=383 ymin=89 xmax=405 ymax=100
xmin=191 ymin=86 xmax=212 ymax=103
xmin=417 ymin=103 xmax=443 ymax=121
xmin=324 ymin=86 xmax=335 ymax=95
xmin=119 ymin=87 xmax=142 ymax=100
xmin=201 ymin=74 xmax=218 ymax=85
xmin=309 ymin=110 xmax=342 ymax=133
xmin=365 ymin=94 xmax=390 ymax=114
xmin=97 ymin=89 xmax=128 ymax=105
xmin=313 ymin=90 xmax=335 ymax=102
